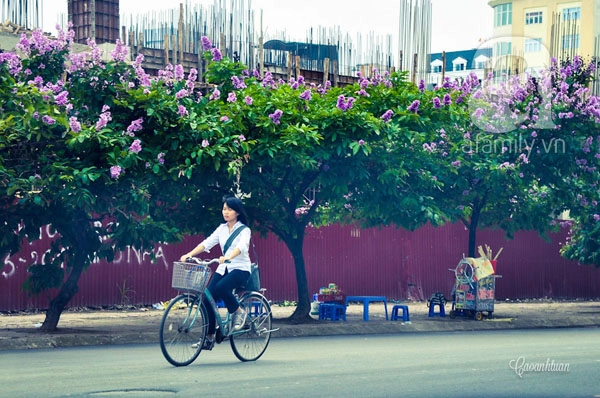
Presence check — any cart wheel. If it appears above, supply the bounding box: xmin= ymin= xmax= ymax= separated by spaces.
xmin=449 ymin=310 xmax=456 ymax=319
xmin=475 ymin=311 xmax=484 ymax=321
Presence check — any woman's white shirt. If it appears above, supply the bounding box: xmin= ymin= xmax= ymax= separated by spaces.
xmin=199 ymin=221 xmax=251 ymax=275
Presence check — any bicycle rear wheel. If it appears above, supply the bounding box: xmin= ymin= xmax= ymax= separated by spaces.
xmin=230 ymin=292 xmax=273 ymax=362
xmin=159 ymin=293 xmax=208 ymax=366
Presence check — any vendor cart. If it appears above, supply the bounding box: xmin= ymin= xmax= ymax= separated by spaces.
xmin=449 ymin=258 xmax=500 ymax=320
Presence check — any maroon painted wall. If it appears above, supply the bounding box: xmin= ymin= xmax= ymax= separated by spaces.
xmin=1 ymin=223 xmax=598 ymax=311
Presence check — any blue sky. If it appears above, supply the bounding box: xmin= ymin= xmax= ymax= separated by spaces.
xmin=41 ymin=0 xmax=493 ymax=53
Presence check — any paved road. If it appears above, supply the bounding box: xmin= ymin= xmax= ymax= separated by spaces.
xmin=1 ymin=328 xmax=598 ymax=397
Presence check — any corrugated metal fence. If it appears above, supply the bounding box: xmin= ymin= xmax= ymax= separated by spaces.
xmin=1 ymin=223 xmax=599 ymax=311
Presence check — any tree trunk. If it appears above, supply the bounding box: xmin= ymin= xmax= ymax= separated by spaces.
xmin=467 ymin=201 xmax=482 ymax=258
xmin=285 ymin=236 xmax=313 ymax=323
xmin=468 ymin=222 xmax=477 ymax=258
xmin=40 ymin=262 xmax=85 ymax=331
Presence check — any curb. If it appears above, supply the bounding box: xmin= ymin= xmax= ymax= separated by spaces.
xmin=2 ymin=301 xmax=599 ymax=350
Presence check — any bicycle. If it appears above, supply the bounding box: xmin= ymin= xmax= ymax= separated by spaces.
xmin=159 ymin=258 xmax=277 ymax=366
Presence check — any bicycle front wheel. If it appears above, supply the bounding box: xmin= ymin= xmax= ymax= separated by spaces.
xmin=230 ymin=292 xmax=273 ymax=362
xmin=159 ymin=293 xmax=208 ymax=367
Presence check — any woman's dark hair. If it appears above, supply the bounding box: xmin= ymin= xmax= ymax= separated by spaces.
xmin=223 ymin=196 xmax=249 ymax=225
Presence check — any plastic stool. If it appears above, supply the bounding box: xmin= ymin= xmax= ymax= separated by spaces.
xmin=319 ymin=303 xmax=346 ymax=321
xmin=428 ymin=302 xmax=445 ymax=317
xmin=428 ymin=301 xmax=446 ymax=317
xmin=390 ymin=305 xmax=410 ymax=322
xmin=428 ymin=292 xmax=447 ymax=317
xmin=250 ymin=301 xmax=262 ymax=315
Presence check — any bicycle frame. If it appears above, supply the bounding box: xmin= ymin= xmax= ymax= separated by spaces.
xmin=190 ymin=286 xmax=256 ymax=341
xmin=160 ymin=257 xmax=276 ymax=365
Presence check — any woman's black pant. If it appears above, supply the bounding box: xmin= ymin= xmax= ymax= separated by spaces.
xmin=203 ymin=269 xmax=250 ymax=335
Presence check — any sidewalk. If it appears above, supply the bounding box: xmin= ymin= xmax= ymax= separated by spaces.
xmin=1 ymin=300 xmax=599 ymax=350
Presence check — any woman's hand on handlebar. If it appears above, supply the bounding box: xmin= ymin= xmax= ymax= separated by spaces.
xmin=181 ymin=256 xmax=221 ymax=266
xmin=218 ymin=256 xmax=232 ymax=264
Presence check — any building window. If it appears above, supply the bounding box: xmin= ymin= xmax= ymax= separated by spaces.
xmin=525 ymin=38 xmax=542 ymax=53
xmin=525 ymin=11 xmax=543 ymax=25
xmin=494 ymin=3 xmax=512 ymax=27
xmin=433 ymin=65 xmax=442 ymax=73
xmin=562 ymin=7 xmax=581 ymax=21
xmin=495 ymin=41 xmax=512 ymax=56
xmin=454 ymin=63 xmax=465 ymax=71
xmin=562 ymin=34 xmax=580 ymax=49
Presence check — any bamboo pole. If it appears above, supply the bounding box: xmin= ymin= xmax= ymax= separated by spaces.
xmin=178 ymin=3 xmax=184 ymax=65
xmin=90 ymin=0 xmax=96 ymax=42
xmin=323 ymin=57 xmax=329 ymax=86
xmin=128 ymin=30 xmax=135 ymax=57
xmin=220 ymin=32 xmax=226 ymax=56
xmin=441 ymin=51 xmax=446 ymax=84
xmin=295 ymin=55 xmax=301 ymax=79
xmin=412 ymin=53 xmax=418 ymax=83
xmin=171 ymin=34 xmax=177 ymax=65
xmin=259 ymin=10 xmax=264 ymax=78
xmin=164 ymin=34 xmax=169 ymax=66
xmin=333 ymin=59 xmax=339 ymax=87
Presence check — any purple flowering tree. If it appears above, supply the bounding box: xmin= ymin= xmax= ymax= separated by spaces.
xmin=2 ymin=28 xmax=598 ymax=331
xmin=204 ymin=66 xmax=443 ymax=321
xmin=412 ymin=58 xmax=600 ymax=260
xmin=0 ymin=30 xmax=249 ymax=330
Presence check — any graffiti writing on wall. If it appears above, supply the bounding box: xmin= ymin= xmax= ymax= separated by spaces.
xmin=2 ymin=225 xmax=171 ymax=279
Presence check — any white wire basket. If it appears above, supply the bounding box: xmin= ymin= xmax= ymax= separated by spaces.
xmin=171 ymin=262 xmax=212 ymax=292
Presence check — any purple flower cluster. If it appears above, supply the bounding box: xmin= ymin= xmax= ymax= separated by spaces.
xmin=177 ymin=105 xmax=188 ymax=117
xmin=261 ymin=72 xmax=276 ymax=88
xmin=69 ymin=116 xmax=81 ymax=133
xmin=174 ymin=64 xmax=184 ymax=81
xmin=126 ymin=118 xmax=144 ymax=136
xmin=128 ymin=139 xmax=142 ymax=154
xmin=336 ymin=95 xmax=355 ymax=111
xmin=110 ymin=165 xmax=122 ymax=179
xmin=299 ymin=90 xmax=311 ymax=101
xmin=95 ymin=106 xmax=112 ymax=131
xmin=110 ymin=39 xmax=128 ymax=62
xmin=0 ymin=52 xmax=23 ymax=75
xmin=381 ymin=110 xmax=394 ymax=122
xmin=201 ymin=36 xmax=212 ymax=51
xmin=186 ymin=68 xmax=197 ymax=91
xmin=175 ymin=89 xmax=188 ymax=99
xmin=209 ymin=88 xmax=220 ymax=101
xmin=211 ymin=48 xmax=222 ymax=62
xmin=269 ymin=109 xmax=283 ymax=125
xmin=232 ymin=76 xmax=246 ymax=89
xmin=42 ymin=115 xmax=56 ymax=125
xmin=443 ymin=94 xmax=452 ymax=105
xmin=54 ymin=91 xmax=69 ymax=106
xmin=407 ymin=100 xmax=420 ymax=113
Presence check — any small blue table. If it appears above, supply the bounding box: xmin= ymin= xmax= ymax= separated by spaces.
xmin=345 ymin=296 xmax=389 ymax=321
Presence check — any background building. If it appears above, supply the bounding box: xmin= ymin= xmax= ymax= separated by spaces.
xmin=487 ymin=0 xmax=600 ymax=90
xmin=427 ymin=48 xmax=492 ymax=88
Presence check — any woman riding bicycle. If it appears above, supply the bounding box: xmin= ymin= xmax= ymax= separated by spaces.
xmin=179 ymin=196 xmax=252 ymax=350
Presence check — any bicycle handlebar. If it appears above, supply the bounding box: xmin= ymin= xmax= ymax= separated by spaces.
xmin=185 ymin=257 xmax=221 ymax=266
